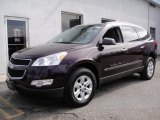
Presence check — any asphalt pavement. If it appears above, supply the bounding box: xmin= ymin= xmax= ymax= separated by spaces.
xmin=0 ymin=60 xmax=160 ymax=120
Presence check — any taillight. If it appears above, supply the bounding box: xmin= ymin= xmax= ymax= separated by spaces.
xmin=150 ymin=40 xmax=157 ymax=52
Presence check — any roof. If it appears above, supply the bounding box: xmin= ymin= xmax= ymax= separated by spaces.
xmin=146 ymin=0 xmax=160 ymax=7
xmin=105 ymin=21 xmax=145 ymax=30
xmin=77 ymin=21 xmax=146 ymax=30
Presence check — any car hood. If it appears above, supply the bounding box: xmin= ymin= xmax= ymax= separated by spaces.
xmin=12 ymin=43 xmax=84 ymax=59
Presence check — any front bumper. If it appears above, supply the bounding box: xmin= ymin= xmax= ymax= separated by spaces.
xmin=6 ymin=79 xmax=64 ymax=98
xmin=7 ymin=63 xmax=70 ymax=98
xmin=6 ymin=55 xmax=71 ymax=98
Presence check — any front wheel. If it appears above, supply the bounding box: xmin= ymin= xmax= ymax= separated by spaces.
xmin=140 ymin=57 xmax=155 ymax=80
xmin=64 ymin=68 xmax=97 ymax=107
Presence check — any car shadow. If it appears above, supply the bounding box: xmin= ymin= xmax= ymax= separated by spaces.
xmin=0 ymin=74 xmax=144 ymax=119
xmin=96 ymin=74 xmax=143 ymax=97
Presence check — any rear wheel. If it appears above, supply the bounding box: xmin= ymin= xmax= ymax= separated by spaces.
xmin=64 ymin=68 xmax=97 ymax=107
xmin=140 ymin=57 xmax=155 ymax=80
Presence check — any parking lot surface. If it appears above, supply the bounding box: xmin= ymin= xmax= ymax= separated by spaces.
xmin=0 ymin=60 xmax=160 ymax=120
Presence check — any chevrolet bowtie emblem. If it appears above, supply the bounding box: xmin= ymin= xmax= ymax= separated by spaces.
xmin=9 ymin=63 xmax=14 ymax=69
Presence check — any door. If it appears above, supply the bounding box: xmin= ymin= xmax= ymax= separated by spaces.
xmin=100 ymin=27 xmax=128 ymax=78
xmin=6 ymin=17 xmax=29 ymax=59
xmin=120 ymin=26 xmax=144 ymax=70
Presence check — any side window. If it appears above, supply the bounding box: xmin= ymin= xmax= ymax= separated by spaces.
xmin=135 ymin=27 xmax=148 ymax=40
xmin=103 ymin=27 xmax=123 ymax=43
xmin=121 ymin=26 xmax=139 ymax=42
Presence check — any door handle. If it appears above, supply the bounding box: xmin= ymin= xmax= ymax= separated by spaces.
xmin=140 ymin=46 xmax=145 ymax=49
xmin=122 ymin=48 xmax=127 ymax=52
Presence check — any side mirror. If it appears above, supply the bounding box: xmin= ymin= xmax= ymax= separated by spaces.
xmin=102 ymin=38 xmax=116 ymax=45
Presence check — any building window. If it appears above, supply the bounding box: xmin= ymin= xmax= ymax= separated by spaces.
xmin=61 ymin=11 xmax=83 ymax=32
xmin=150 ymin=27 xmax=156 ymax=40
xmin=101 ymin=18 xmax=115 ymax=23
xmin=6 ymin=17 xmax=29 ymax=59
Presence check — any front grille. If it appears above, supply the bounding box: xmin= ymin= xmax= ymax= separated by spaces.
xmin=8 ymin=67 xmax=25 ymax=78
xmin=10 ymin=57 xmax=31 ymax=66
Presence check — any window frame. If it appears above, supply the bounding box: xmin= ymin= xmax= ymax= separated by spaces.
xmin=102 ymin=26 xmax=124 ymax=44
xmin=4 ymin=16 xmax=29 ymax=61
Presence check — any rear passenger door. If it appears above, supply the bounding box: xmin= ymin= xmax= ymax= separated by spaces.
xmin=120 ymin=26 xmax=145 ymax=70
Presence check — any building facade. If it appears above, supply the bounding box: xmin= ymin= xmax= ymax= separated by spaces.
xmin=0 ymin=0 xmax=160 ymax=75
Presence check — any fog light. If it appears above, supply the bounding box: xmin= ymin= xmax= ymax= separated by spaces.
xmin=31 ymin=79 xmax=53 ymax=87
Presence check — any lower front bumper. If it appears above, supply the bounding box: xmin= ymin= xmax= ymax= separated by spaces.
xmin=6 ymin=80 xmax=64 ymax=98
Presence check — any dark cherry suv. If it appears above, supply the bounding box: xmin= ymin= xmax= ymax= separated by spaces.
xmin=6 ymin=22 xmax=157 ymax=107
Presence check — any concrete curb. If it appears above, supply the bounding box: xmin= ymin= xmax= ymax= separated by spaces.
xmin=0 ymin=75 xmax=6 ymax=82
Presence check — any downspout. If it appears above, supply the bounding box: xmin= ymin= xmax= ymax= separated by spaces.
xmin=148 ymin=2 xmax=150 ymax=33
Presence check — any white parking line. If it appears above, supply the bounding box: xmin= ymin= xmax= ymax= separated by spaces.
xmin=0 ymin=75 xmax=6 ymax=83
xmin=0 ymin=96 xmax=25 ymax=120
xmin=0 ymin=80 xmax=5 ymax=83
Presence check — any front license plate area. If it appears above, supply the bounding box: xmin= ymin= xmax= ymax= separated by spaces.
xmin=7 ymin=81 xmax=15 ymax=91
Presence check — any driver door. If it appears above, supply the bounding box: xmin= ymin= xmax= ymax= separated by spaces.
xmin=100 ymin=27 xmax=128 ymax=80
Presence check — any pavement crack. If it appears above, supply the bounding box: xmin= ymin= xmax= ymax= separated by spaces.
xmin=51 ymin=112 xmax=79 ymax=120
xmin=61 ymin=112 xmax=79 ymax=119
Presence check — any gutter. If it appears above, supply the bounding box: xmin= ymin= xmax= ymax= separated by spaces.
xmin=146 ymin=0 xmax=160 ymax=7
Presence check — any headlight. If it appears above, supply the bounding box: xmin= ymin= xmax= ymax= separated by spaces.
xmin=32 ymin=52 xmax=67 ymax=66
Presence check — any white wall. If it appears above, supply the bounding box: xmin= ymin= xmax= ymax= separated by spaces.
xmin=0 ymin=0 xmax=160 ymax=74
xmin=149 ymin=5 xmax=160 ymax=53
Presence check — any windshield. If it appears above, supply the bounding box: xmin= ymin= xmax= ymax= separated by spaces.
xmin=48 ymin=25 xmax=104 ymax=44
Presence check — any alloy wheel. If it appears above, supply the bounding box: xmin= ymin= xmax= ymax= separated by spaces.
xmin=147 ymin=60 xmax=154 ymax=78
xmin=73 ymin=75 xmax=93 ymax=102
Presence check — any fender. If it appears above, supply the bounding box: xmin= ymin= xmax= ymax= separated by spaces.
xmin=67 ymin=59 xmax=99 ymax=75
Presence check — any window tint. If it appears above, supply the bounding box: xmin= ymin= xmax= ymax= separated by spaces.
xmin=121 ymin=26 xmax=139 ymax=42
xmin=103 ymin=27 xmax=123 ymax=43
xmin=48 ymin=25 xmax=104 ymax=44
xmin=135 ymin=27 xmax=148 ymax=40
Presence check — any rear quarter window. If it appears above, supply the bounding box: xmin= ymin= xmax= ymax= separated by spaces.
xmin=135 ymin=27 xmax=149 ymax=40
xmin=121 ymin=26 xmax=139 ymax=42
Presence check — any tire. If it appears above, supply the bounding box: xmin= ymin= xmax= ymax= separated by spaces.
xmin=140 ymin=57 xmax=155 ymax=80
xmin=64 ymin=68 xmax=97 ymax=107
